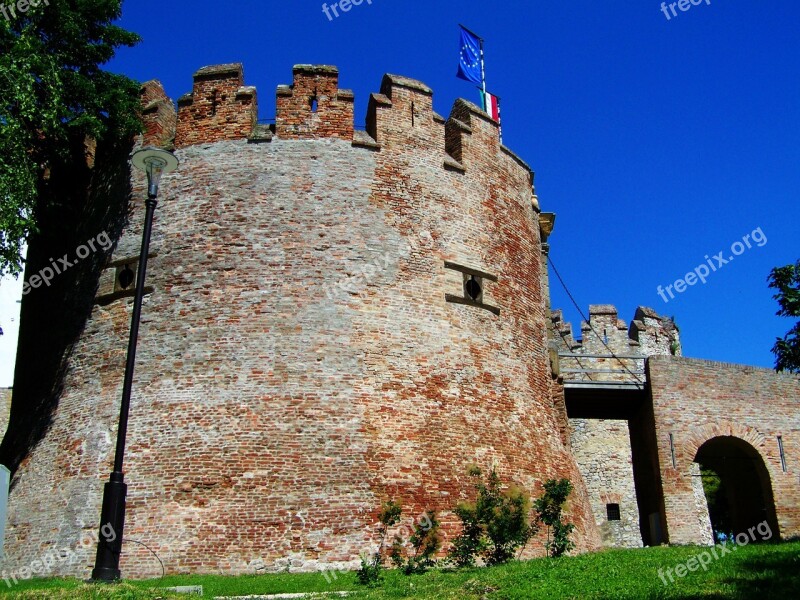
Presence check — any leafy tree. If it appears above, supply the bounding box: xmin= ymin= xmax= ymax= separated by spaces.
xmin=533 ymin=478 xmax=575 ymax=558
xmin=768 ymin=261 xmax=800 ymax=373
xmin=0 ymin=0 xmax=141 ymax=276
xmin=448 ymin=467 xmax=537 ymax=567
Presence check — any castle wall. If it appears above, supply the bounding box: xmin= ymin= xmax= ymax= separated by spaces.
xmin=649 ymin=356 xmax=800 ymax=544
xmin=553 ymin=305 xmax=680 ymax=548
xmin=0 ymin=388 xmax=10 ymax=440
xmin=550 ymin=305 xmax=679 ymax=386
xmin=2 ymin=64 xmax=601 ymax=579
xmin=569 ymin=419 xmax=643 ymax=548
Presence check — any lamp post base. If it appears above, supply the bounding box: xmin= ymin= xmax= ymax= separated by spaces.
xmin=91 ymin=472 xmax=127 ymax=582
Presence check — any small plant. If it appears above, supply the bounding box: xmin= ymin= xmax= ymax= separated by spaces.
xmin=355 ymin=554 xmax=382 ymax=586
xmin=389 ymin=510 xmax=442 ymax=574
xmin=447 ymin=466 xmax=538 ymax=567
xmin=356 ymin=500 xmax=440 ymax=584
xmin=534 ymin=478 xmax=576 ymax=558
xmin=356 ymin=500 xmax=401 ymax=586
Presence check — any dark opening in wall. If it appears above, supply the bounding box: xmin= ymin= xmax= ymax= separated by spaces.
xmin=209 ymin=89 xmax=219 ymax=116
xmin=464 ymin=274 xmax=482 ymax=303
xmin=96 ymin=254 xmax=157 ymax=306
xmin=444 ymin=261 xmax=499 ymax=316
xmin=607 ymin=503 xmax=621 ymax=521
xmin=117 ymin=264 xmax=135 ymax=290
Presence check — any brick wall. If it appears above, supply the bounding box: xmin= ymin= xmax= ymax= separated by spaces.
xmin=276 ymin=65 xmax=353 ymax=140
xmin=175 ymin=64 xmax=256 ymax=148
xmin=552 ymin=305 xmax=680 ymax=549
xmin=0 ymin=388 xmax=10 ymax=441
xmin=2 ymin=64 xmax=601 ymax=579
xmin=649 ymin=356 xmax=800 ymax=544
xmin=140 ymin=80 xmax=176 ymax=149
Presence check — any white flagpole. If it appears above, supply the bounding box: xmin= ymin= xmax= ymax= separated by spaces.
xmin=477 ymin=33 xmax=502 ymax=143
xmin=480 ymin=41 xmax=502 ymax=143
xmin=496 ymin=94 xmax=503 ymax=143
xmin=479 ymin=37 xmax=487 ymax=111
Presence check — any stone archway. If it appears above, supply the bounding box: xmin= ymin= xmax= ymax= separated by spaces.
xmin=694 ymin=436 xmax=780 ymax=542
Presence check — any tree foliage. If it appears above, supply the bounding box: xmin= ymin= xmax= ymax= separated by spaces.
xmin=447 ymin=467 xmax=538 ymax=567
xmin=700 ymin=465 xmax=732 ymax=540
xmin=533 ymin=478 xmax=575 ymax=558
xmin=0 ymin=0 xmax=141 ymax=276
xmin=357 ymin=500 xmax=401 ymax=585
xmin=768 ymin=260 xmax=800 ymax=373
xmin=389 ymin=510 xmax=441 ymax=575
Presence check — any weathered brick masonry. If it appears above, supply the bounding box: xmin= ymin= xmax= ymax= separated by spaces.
xmin=1 ymin=64 xmax=601 ymax=578
xmin=0 ymin=388 xmax=10 ymax=440
xmin=552 ymin=305 xmax=680 ymax=549
xmin=569 ymin=418 xmax=643 ymax=548
xmin=550 ymin=305 xmax=799 ymax=549
xmin=649 ymin=356 xmax=800 ymax=544
xmin=6 ymin=62 xmax=796 ymax=580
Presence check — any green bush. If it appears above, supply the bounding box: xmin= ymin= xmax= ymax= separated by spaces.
xmin=389 ymin=510 xmax=442 ymax=574
xmin=356 ymin=500 xmax=401 ymax=585
xmin=533 ymin=478 xmax=575 ymax=557
xmin=447 ymin=467 xmax=538 ymax=567
xmin=357 ymin=500 xmax=440 ymax=583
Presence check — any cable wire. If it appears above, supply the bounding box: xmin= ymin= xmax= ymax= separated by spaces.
xmin=548 ymin=255 xmax=645 ymax=385
xmin=124 ymin=538 xmax=165 ymax=578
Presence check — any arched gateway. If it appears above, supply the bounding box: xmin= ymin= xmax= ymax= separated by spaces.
xmin=695 ymin=436 xmax=780 ymax=542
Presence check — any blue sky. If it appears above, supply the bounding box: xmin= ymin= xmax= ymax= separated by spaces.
xmin=95 ymin=0 xmax=799 ymax=369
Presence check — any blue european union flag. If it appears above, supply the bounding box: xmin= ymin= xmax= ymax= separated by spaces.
xmin=457 ymin=25 xmax=483 ymax=85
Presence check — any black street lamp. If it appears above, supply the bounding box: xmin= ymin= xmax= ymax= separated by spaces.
xmin=92 ymin=147 xmax=178 ymax=582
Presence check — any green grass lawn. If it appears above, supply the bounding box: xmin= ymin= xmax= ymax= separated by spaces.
xmin=1 ymin=541 xmax=798 ymax=599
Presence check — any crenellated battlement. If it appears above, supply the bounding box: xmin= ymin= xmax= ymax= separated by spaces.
xmin=550 ymin=305 xmax=680 ymax=358
xmin=628 ymin=306 xmax=681 ymax=357
xmin=549 ymin=305 xmax=680 ymax=386
xmin=140 ymin=80 xmax=176 ymax=149
xmin=149 ymin=63 xmax=525 ymax=183
xmin=175 ymin=63 xmax=257 ymax=148
xmin=276 ymin=64 xmax=354 ymax=140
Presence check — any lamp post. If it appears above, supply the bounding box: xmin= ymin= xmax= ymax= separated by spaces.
xmin=92 ymin=147 xmax=178 ymax=582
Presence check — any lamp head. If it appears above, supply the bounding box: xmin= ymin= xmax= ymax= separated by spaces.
xmin=131 ymin=147 xmax=179 ymax=198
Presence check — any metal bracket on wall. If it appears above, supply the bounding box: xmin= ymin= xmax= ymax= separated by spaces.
xmin=444 ymin=261 xmax=500 ymax=316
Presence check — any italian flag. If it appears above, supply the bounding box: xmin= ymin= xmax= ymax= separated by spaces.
xmin=482 ymin=91 xmax=500 ymax=122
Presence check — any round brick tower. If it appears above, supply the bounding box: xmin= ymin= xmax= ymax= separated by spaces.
xmin=2 ymin=63 xmax=600 ymax=578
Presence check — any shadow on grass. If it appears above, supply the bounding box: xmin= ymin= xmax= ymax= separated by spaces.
xmin=721 ymin=545 xmax=800 ymax=599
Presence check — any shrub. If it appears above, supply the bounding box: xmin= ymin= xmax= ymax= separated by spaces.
xmin=447 ymin=467 xmax=538 ymax=567
xmin=357 ymin=500 xmax=440 ymax=583
xmin=534 ymin=478 xmax=575 ymax=558
xmin=389 ymin=510 xmax=442 ymax=574
xmin=356 ymin=500 xmax=401 ymax=585
xmin=355 ymin=554 xmax=382 ymax=586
